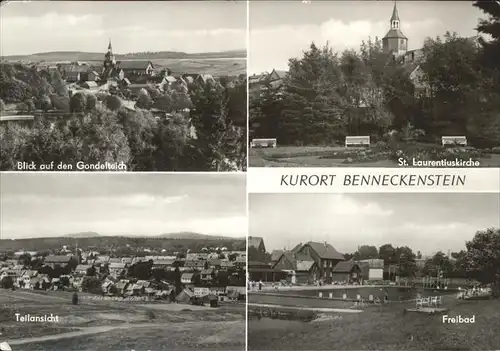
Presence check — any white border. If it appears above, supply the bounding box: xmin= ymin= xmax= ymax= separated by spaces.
xmin=248 ymin=167 xmax=500 ymax=193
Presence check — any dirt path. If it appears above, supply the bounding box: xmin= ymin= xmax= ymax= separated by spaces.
xmin=7 ymin=323 xmax=164 ymax=345
xmin=7 ymin=320 xmax=242 ymax=346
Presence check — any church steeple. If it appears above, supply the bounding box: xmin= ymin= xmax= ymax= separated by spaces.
xmin=104 ymin=39 xmax=116 ymax=69
xmin=382 ymin=1 xmax=408 ymax=57
xmin=390 ymin=2 xmax=400 ymax=29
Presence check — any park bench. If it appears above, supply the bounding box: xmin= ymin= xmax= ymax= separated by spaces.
xmin=442 ymin=136 xmax=467 ymax=147
xmin=345 ymin=136 xmax=370 ymax=148
xmin=251 ymin=138 xmax=277 ymax=148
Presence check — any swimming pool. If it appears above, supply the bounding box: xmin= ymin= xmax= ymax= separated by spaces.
xmin=262 ymin=286 xmax=455 ymax=302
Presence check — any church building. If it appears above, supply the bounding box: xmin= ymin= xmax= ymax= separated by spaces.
xmin=382 ymin=2 xmax=408 ymax=57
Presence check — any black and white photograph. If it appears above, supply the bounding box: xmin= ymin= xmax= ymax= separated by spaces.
xmin=247 ymin=193 xmax=500 ymax=350
xmin=0 ymin=1 xmax=247 ymax=172
xmin=248 ymin=1 xmax=500 ymax=168
xmin=0 ymin=173 xmax=246 ymax=350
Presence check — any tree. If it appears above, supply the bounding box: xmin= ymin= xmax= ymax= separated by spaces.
xmin=136 ymin=94 xmax=153 ymax=109
xmin=189 ymin=83 xmax=244 ymax=171
xmin=1 ymin=276 xmax=14 ymax=289
xmin=105 ymin=95 xmax=122 ymax=111
xmin=40 ymin=95 xmax=52 ymax=112
xmin=70 ymin=92 xmax=87 ymax=113
xmin=352 ymin=245 xmax=379 ymax=260
xmin=81 ymin=276 xmax=102 ymax=294
xmin=86 ymin=266 xmax=96 ymax=276
xmin=473 ymin=1 xmax=500 ymax=66
xmin=465 ymin=228 xmax=500 ymax=295
xmin=86 ymin=94 xmax=97 ymax=111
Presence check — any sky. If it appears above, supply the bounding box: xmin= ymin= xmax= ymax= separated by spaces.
xmin=0 ymin=173 xmax=246 ymax=239
xmin=0 ymin=1 xmax=247 ymax=56
xmin=249 ymin=193 xmax=500 ymax=256
xmin=249 ymin=1 xmax=484 ymax=73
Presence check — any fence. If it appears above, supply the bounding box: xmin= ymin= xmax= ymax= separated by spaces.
xmin=82 ymin=295 xmax=152 ymax=302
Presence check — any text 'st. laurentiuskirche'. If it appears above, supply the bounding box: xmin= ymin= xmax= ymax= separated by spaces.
xmin=382 ymin=2 xmax=408 ymax=57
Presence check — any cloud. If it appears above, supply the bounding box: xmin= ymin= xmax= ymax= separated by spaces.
xmin=1 ymin=13 xmax=103 ymax=29
xmin=249 ymin=18 xmax=439 ymax=73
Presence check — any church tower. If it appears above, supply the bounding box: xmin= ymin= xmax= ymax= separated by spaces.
xmin=382 ymin=2 xmax=408 ymax=57
xmin=104 ymin=39 xmax=116 ymax=69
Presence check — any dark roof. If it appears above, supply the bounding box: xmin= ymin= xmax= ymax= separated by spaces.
xmin=304 ymin=242 xmax=345 ymax=260
xmin=45 ymin=255 xmax=71 ymax=263
xmin=118 ymin=60 xmax=153 ymax=70
xmin=383 ymin=28 xmax=408 ymax=40
xmin=333 ymin=261 xmax=359 ymax=273
xmin=248 ymin=236 xmax=264 ymax=249
xmin=390 ymin=3 xmax=400 ymax=22
xmin=291 ymin=243 xmax=303 ymax=254
xmin=271 ymin=250 xmax=284 ymax=262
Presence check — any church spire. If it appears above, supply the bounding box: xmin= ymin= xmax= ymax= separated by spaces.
xmin=390 ymin=1 xmax=400 ymax=22
xmin=108 ymin=38 xmax=112 ymax=51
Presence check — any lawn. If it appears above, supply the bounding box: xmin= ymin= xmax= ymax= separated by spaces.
xmin=1 ymin=289 xmax=245 ymax=350
xmin=248 ymin=297 xmax=500 ymax=350
xmin=249 ymin=144 xmax=500 ymax=167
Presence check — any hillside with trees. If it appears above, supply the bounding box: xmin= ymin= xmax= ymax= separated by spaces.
xmin=0 ymin=63 xmax=246 ymax=171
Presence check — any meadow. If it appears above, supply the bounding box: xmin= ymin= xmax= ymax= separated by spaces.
xmin=249 ymin=144 xmax=500 ymax=167
xmin=1 ymin=289 xmax=245 ymax=351
xmin=247 ymin=293 xmax=500 ymax=350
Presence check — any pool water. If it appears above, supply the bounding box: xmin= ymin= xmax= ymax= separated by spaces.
xmin=272 ymin=287 xmax=454 ymax=301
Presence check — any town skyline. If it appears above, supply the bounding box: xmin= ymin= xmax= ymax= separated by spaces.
xmin=1 ymin=173 xmax=246 ymax=239
xmin=249 ymin=1 xmax=484 ymax=73
xmin=249 ymin=193 xmax=500 ymax=255
xmin=1 ymin=1 xmax=247 ymax=56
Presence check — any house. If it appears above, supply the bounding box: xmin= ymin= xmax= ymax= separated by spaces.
xmin=127 ymin=84 xmax=153 ymax=98
xmin=357 ymin=259 xmax=384 ymax=281
xmin=201 ymin=269 xmax=214 ymax=284
xmin=17 ymin=270 xmax=38 ymax=289
xmin=193 ymin=287 xmax=210 ymax=297
xmin=248 ymin=236 xmax=266 ymax=253
xmin=332 ymin=261 xmax=362 ymax=283
xmin=44 ymin=255 xmax=72 ymax=268
xmin=109 ymin=262 xmax=127 ymax=276
xmin=181 ymin=272 xmax=198 ymax=285
xmin=273 ymin=251 xmax=318 ymax=284
xmin=152 ymin=259 xmax=175 ymax=269
xmin=118 ymin=60 xmax=154 ymax=76
xmin=270 ymin=250 xmax=284 ymax=264
xmin=294 ymin=242 xmax=345 ymax=283
xmin=115 ymin=280 xmax=130 ymax=295
xmin=74 ymin=265 xmax=91 ymax=276
xmin=66 ymin=71 xmax=81 ymax=83
xmin=102 ymin=280 xmax=115 ymax=294
xmin=30 ymin=274 xmax=51 ymax=290
xmin=184 ymin=260 xmax=205 ymax=270
xmin=221 ymin=261 xmax=235 ymax=270
xmin=208 ymin=259 xmax=221 ymax=269
xmin=80 ymin=71 xmax=100 ymax=82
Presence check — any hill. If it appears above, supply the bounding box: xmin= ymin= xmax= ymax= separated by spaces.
xmin=1 ymin=49 xmax=247 ymax=63
xmin=64 ymin=232 xmax=101 ymax=238
xmin=0 ymin=234 xmax=246 ymax=254
xmin=158 ymin=232 xmax=244 ymax=241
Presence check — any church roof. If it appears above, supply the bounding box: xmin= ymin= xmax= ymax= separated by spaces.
xmin=118 ymin=60 xmax=153 ymax=70
xmin=383 ymin=28 xmax=408 ymax=40
xmin=390 ymin=3 xmax=400 ymax=22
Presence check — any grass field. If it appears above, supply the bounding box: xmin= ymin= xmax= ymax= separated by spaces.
xmin=249 ymin=145 xmax=500 ymax=167
xmin=1 ymin=289 xmax=245 ymax=350
xmin=247 ymin=295 xmax=500 ymax=350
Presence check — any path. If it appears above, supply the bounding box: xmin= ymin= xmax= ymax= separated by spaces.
xmin=7 ymin=320 xmax=242 ymax=346
xmin=248 ymin=303 xmax=363 ymax=314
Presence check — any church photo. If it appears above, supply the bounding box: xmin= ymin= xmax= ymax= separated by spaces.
xmin=0 ymin=0 xmax=247 ymax=172
xmin=248 ymin=1 xmax=500 ymax=168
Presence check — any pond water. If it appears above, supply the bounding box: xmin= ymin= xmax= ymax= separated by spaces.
xmin=273 ymin=287 xmax=454 ymax=301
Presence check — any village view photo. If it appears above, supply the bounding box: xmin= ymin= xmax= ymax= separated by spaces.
xmin=248 ymin=1 xmax=500 ymax=168
xmin=0 ymin=1 xmax=247 ymax=172
xmin=247 ymin=192 xmax=500 ymax=350
xmin=0 ymin=173 xmax=247 ymax=350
